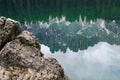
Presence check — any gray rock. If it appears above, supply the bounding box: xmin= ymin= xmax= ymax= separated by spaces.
xmin=0 ymin=17 xmax=68 ymax=80
xmin=0 ymin=31 xmax=43 ymax=68
xmin=0 ymin=16 xmax=6 ymax=28
xmin=0 ymin=66 xmax=68 ymax=80
xmin=0 ymin=31 xmax=68 ymax=80
xmin=0 ymin=17 xmax=21 ymax=50
xmin=17 ymin=31 xmax=41 ymax=50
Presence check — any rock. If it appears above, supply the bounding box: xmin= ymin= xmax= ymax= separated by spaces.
xmin=0 ymin=17 xmax=68 ymax=80
xmin=0 ymin=31 xmax=43 ymax=68
xmin=0 ymin=66 xmax=68 ymax=80
xmin=17 ymin=31 xmax=41 ymax=50
xmin=0 ymin=17 xmax=21 ymax=50
xmin=0 ymin=16 xmax=6 ymax=28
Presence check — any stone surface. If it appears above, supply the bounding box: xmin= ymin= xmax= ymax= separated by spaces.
xmin=0 ymin=16 xmax=6 ymax=28
xmin=17 ymin=31 xmax=41 ymax=50
xmin=0 ymin=17 xmax=68 ymax=80
xmin=0 ymin=17 xmax=21 ymax=50
xmin=0 ymin=66 xmax=68 ymax=80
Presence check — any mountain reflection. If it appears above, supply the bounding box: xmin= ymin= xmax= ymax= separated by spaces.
xmin=22 ymin=17 xmax=120 ymax=53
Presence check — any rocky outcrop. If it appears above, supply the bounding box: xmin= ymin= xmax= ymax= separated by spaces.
xmin=0 ymin=17 xmax=68 ymax=80
xmin=0 ymin=16 xmax=21 ymax=50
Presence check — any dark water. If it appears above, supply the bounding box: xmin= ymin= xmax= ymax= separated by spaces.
xmin=0 ymin=0 xmax=120 ymax=22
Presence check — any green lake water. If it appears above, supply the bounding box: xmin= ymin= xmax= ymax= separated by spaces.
xmin=0 ymin=0 xmax=120 ymax=22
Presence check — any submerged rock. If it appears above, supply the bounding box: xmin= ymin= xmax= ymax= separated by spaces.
xmin=0 ymin=17 xmax=68 ymax=80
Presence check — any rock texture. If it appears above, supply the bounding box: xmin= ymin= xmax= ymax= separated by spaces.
xmin=0 ymin=17 xmax=68 ymax=80
xmin=0 ymin=16 xmax=21 ymax=50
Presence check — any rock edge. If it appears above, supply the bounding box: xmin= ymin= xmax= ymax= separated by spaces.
xmin=0 ymin=16 xmax=68 ymax=80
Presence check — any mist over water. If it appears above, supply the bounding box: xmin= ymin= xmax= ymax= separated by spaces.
xmin=41 ymin=42 xmax=120 ymax=80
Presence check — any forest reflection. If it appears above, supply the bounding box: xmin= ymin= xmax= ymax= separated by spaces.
xmin=22 ymin=17 xmax=120 ymax=53
xmin=0 ymin=0 xmax=120 ymax=22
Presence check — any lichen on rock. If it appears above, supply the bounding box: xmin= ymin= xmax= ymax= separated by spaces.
xmin=0 ymin=17 xmax=68 ymax=80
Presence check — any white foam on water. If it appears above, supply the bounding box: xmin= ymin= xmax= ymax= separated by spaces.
xmin=41 ymin=42 xmax=120 ymax=80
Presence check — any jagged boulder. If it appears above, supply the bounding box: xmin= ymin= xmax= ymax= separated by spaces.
xmin=0 ymin=16 xmax=21 ymax=50
xmin=0 ymin=31 xmax=43 ymax=68
xmin=0 ymin=17 xmax=68 ymax=80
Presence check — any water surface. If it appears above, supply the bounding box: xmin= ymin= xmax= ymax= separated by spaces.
xmin=0 ymin=0 xmax=120 ymax=80
xmin=41 ymin=42 xmax=120 ymax=80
